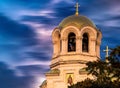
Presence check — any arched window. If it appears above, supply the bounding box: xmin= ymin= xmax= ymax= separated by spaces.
xmin=68 ymin=32 xmax=76 ymax=52
xmin=82 ymin=33 xmax=89 ymax=52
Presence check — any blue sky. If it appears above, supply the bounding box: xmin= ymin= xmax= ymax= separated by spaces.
xmin=0 ymin=0 xmax=120 ymax=88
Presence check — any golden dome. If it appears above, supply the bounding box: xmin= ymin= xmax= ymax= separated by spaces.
xmin=59 ymin=15 xmax=96 ymax=29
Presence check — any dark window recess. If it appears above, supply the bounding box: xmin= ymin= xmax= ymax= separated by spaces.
xmin=82 ymin=33 xmax=89 ymax=52
xmin=68 ymin=33 xmax=76 ymax=52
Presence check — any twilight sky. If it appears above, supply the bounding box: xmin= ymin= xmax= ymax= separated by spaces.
xmin=0 ymin=0 xmax=120 ymax=88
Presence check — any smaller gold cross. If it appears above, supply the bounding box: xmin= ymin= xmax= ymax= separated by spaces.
xmin=103 ymin=45 xmax=111 ymax=58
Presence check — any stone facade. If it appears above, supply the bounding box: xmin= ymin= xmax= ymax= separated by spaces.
xmin=40 ymin=14 xmax=102 ymax=88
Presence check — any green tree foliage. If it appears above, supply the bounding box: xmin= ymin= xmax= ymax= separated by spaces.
xmin=70 ymin=78 xmax=93 ymax=88
xmin=71 ymin=46 xmax=120 ymax=88
xmin=108 ymin=46 xmax=120 ymax=81
xmin=71 ymin=78 xmax=120 ymax=88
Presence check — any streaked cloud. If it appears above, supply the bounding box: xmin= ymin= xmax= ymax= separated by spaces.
xmin=0 ymin=62 xmax=35 ymax=88
xmin=0 ymin=0 xmax=120 ymax=88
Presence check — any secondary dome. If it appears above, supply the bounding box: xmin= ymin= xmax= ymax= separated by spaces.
xmin=59 ymin=15 xmax=96 ymax=29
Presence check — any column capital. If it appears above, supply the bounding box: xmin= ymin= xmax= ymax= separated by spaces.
xmin=53 ymin=40 xmax=57 ymax=44
xmin=90 ymin=38 xmax=96 ymax=41
xmin=76 ymin=36 xmax=82 ymax=40
xmin=96 ymin=40 xmax=101 ymax=45
xmin=61 ymin=37 xmax=67 ymax=41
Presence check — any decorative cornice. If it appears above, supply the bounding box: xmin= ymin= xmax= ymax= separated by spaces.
xmin=62 ymin=52 xmax=96 ymax=57
xmin=52 ymin=52 xmax=98 ymax=60
xmin=45 ymin=73 xmax=59 ymax=76
xmin=45 ymin=69 xmax=60 ymax=76
xmin=50 ymin=60 xmax=87 ymax=68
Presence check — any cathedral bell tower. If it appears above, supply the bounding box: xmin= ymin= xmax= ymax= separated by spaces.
xmin=40 ymin=2 xmax=102 ymax=88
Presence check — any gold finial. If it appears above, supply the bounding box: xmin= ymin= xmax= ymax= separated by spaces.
xmin=75 ymin=0 xmax=80 ymax=16
xmin=103 ymin=46 xmax=111 ymax=62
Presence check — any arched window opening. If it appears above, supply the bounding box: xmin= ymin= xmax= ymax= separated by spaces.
xmin=68 ymin=32 xmax=76 ymax=52
xmin=82 ymin=33 xmax=89 ymax=52
xmin=60 ymin=40 xmax=62 ymax=52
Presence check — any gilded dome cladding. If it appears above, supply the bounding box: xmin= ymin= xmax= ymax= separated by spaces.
xmin=59 ymin=15 xmax=96 ymax=29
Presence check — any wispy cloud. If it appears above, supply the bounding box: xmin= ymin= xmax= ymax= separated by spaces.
xmin=0 ymin=0 xmax=120 ymax=88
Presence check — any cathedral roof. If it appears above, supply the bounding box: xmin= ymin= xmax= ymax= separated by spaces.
xmin=40 ymin=80 xmax=47 ymax=88
xmin=45 ymin=69 xmax=60 ymax=76
xmin=59 ymin=15 xmax=96 ymax=29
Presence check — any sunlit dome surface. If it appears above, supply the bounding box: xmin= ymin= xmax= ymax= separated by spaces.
xmin=59 ymin=15 xmax=96 ymax=29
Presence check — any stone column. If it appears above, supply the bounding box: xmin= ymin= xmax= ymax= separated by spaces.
xmin=52 ymin=40 xmax=57 ymax=57
xmin=96 ymin=40 xmax=101 ymax=57
xmin=61 ymin=37 xmax=67 ymax=54
xmin=89 ymin=38 xmax=96 ymax=55
xmin=76 ymin=36 xmax=82 ymax=53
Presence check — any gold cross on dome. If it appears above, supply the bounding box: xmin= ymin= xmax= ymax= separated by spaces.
xmin=75 ymin=1 xmax=80 ymax=15
xmin=103 ymin=45 xmax=111 ymax=58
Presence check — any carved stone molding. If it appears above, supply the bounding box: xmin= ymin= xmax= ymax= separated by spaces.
xmin=90 ymin=38 xmax=96 ymax=41
xmin=76 ymin=36 xmax=82 ymax=40
xmin=61 ymin=37 xmax=67 ymax=41
xmin=50 ymin=60 xmax=87 ymax=68
xmin=53 ymin=40 xmax=57 ymax=44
